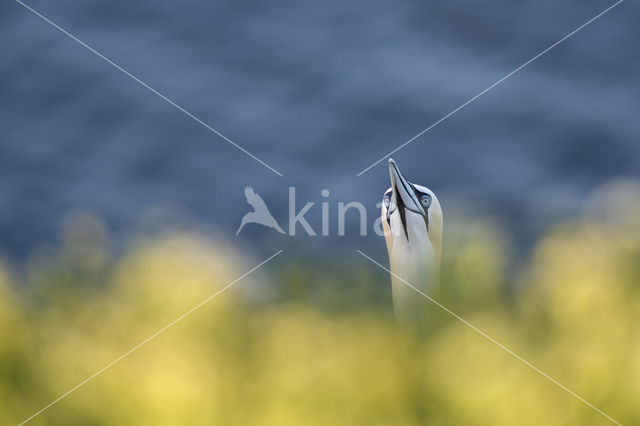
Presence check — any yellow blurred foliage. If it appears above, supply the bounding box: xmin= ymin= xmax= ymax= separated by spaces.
xmin=2 ymin=181 xmax=639 ymax=425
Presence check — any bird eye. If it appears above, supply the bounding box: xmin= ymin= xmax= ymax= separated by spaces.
xmin=421 ymin=194 xmax=432 ymax=208
xmin=383 ymin=194 xmax=391 ymax=208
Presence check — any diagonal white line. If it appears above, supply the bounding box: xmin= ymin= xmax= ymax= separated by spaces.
xmin=15 ymin=0 xmax=284 ymax=177
xmin=356 ymin=249 xmax=622 ymax=425
xmin=17 ymin=249 xmax=284 ymax=426
xmin=356 ymin=0 xmax=624 ymax=176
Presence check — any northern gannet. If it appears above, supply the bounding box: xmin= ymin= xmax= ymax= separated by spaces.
xmin=381 ymin=159 xmax=443 ymax=322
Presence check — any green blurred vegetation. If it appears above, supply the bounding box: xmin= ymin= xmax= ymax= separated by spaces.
xmin=2 ymin=181 xmax=640 ymax=425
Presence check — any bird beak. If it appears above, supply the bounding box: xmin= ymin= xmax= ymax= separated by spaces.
xmin=388 ymin=158 xmax=423 ymax=215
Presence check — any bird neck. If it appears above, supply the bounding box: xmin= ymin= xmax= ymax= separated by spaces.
xmin=389 ymin=235 xmax=437 ymax=286
xmin=389 ymin=237 xmax=439 ymax=325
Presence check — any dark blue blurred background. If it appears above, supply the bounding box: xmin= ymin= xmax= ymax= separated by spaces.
xmin=1 ymin=0 xmax=638 ymax=261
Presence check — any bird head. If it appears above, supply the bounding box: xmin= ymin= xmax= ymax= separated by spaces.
xmin=381 ymin=158 xmax=443 ymax=262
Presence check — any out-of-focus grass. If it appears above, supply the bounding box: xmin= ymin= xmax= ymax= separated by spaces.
xmin=2 ymin=182 xmax=640 ymax=425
